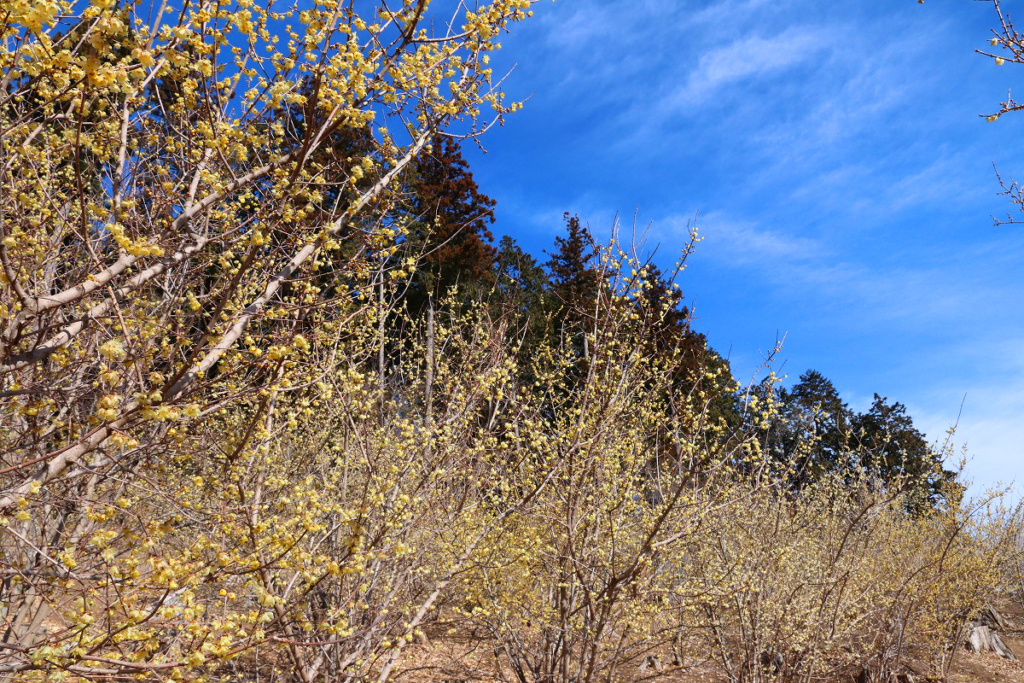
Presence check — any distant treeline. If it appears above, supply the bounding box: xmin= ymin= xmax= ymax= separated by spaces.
xmin=366 ymin=133 xmax=957 ymax=508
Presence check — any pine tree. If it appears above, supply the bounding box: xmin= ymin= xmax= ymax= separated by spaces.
xmin=545 ymin=213 xmax=600 ymax=346
xmin=494 ymin=235 xmax=552 ymax=345
xmin=763 ymin=372 xmax=958 ymax=508
xmin=402 ymin=135 xmax=498 ymax=314
xmin=635 ymin=265 xmax=740 ymax=432
xmin=852 ymin=395 xmax=960 ymax=509
xmin=780 ymin=370 xmax=852 ymax=477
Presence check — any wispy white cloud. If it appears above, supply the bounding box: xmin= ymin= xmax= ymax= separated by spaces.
xmin=910 ymin=382 xmax=1024 ymax=500
xmin=670 ymin=26 xmax=830 ymax=108
xmin=716 ymin=24 xmax=938 ymax=198
xmin=880 ymin=150 xmax=994 ymax=213
xmin=658 ymin=211 xmax=827 ymax=265
xmin=481 ymin=1 xmax=1024 ymax=496
xmin=682 ymin=0 xmax=776 ymax=29
xmin=659 ymin=208 xmax=1023 ymax=331
xmin=540 ymin=3 xmax=620 ymax=51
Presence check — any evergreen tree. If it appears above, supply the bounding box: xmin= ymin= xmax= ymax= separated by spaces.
xmin=852 ymin=395 xmax=960 ymax=509
xmin=545 ymin=213 xmax=601 ymax=349
xmin=761 ymin=370 xmax=854 ymax=489
xmin=402 ymin=135 xmax=498 ymax=314
xmin=762 ymin=371 xmax=958 ymax=508
xmin=634 ymin=264 xmax=742 ymax=456
xmin=494 ymin=235 xmax=552 ymax=348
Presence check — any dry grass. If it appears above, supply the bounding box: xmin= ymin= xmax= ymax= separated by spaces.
xmin=390 ymin=601 xmax=1024 ymax=683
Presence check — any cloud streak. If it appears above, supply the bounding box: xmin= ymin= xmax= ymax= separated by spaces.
xmin=672 ymin=27 xmax=830 ymax=107
xmin=475 ymin=0 xmax=1024 ymax=494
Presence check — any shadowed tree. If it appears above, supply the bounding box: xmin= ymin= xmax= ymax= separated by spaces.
xmin=762 ymin=371 xmax=958 ymax=508
xmin=402 ymin=135 xmax=498 ymax=315
xmin=768 ymin=370 xmax=853 ymax=488
xmin=852 ymin=394 xmax=961 ymax=509
xmin=638 ymin=265 xmax=739 ymax=419
xmin=545 ymin=213 xmax=601 ymax=357
xmin=493 ymin=235 xmax=553 ymax=353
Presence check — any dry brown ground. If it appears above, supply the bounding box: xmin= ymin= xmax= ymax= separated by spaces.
xmin=392 ymin=602 xmax=1024 ymax=683
xmin=946 ymin=600 xmax=1024 ymax=683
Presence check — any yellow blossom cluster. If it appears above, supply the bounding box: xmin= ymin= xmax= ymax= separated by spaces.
xmin=2 ymin=2 xmax=1016 ymax=682
xmin=1 ymin=0 xmax=539 ymax=678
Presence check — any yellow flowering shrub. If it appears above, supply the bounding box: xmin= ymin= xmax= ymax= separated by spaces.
xmin=675 ymin=473 xmax=1016 ymax=683
xmin=1 ymin=2 xmax=1015 ymax=682
xmin=0 ymin=0 xmax=535 ymax=678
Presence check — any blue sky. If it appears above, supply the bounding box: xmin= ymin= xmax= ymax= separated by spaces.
xmin=462 ymin=0 xmax=1024 ymax=496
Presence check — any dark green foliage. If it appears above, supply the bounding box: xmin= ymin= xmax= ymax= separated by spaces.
xmin=545 ymin=213 xmax=601 ymax=335
xmin=761 ymin=370 xmax=958 ymax=508
xmin=493 ymin=235 xmax=552 ymax=354
xmin=634 ymin=264 xmax=740 ymax=433
xmin=851 ymin=394 xmax=961 ymax=510
xmin=536 ymin=213 xmax=602 ymax=391
xmin=773 ymin=370 xmax=852 ymax=486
